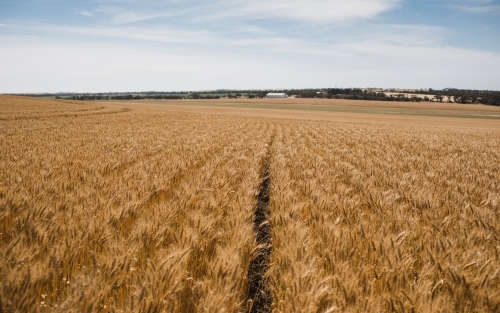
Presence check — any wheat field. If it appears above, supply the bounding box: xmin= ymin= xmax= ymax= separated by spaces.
xmin=1 ymin=96 xmax=499 ymax=312
xmin=267 ymin=120 xmax=500 ymax=312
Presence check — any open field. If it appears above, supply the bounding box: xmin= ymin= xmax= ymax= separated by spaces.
xmin=171 ymin=98 xmax=500 ymax=112
xmin=106 ymin=97 xmax=500 ymax=114
xmin=6 ymin=96 xmax=499 ymax=130
xmin=102 ymin=98 xmax=500 ymax=129
xmin=1 ymin=96 xmax=500 ymax=312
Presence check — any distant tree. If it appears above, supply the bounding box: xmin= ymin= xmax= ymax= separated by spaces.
xmin=299 ymin=90 xmax=316 ymax=98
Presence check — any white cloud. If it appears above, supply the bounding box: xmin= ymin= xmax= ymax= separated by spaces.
xmin=1 ymin=21 xmax=499 ymax=92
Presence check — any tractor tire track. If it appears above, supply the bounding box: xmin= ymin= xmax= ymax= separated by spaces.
xmin=247 ymin=131 xmax=275 ymax=313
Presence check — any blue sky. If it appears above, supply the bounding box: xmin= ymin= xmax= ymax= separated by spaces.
xmin=1 ymin=0 xmax=499 ymax=92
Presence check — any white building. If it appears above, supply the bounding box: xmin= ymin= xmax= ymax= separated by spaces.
xmin=266 ymin=93 xmax=288 ymax=98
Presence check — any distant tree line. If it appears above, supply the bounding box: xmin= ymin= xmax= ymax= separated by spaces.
xmin=64 ymin=94 xmax=187 ymax=101
xmin=189 ymin=94 xmax=221 ymax=99
xmin=293 ymin=88 xmax=500 ymax=106
xmin=23 ymin=88 xmax=500 ymax=106
xmin=327 ymin=89 xmax=427 ymax=102
xmin=423 ymin=88 xmax=500 ymax=106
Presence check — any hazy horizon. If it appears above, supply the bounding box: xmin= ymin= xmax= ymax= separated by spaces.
xmin=5 ymin=87 xmax=500 ymax=95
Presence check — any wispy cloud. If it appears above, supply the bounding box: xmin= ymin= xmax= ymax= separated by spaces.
xmin=213 ymin=0 xmax=401 ymax=23
xmin=84 ymin=0 xmax=401 ymax=25
xmin=86 ymin=4 xmax=202 ymax=24
xmin=326 ymin=24 xmax=448 ymax=47
xmin=2 ymin=21 xmax=446 ymax=53
xmin=5 ymin=21 xmax=490 ymax=67
xmin=6 ymin=23 xmax=221 ymax=44
xmin=444 ymin=0 xmax=500 ymax=14
xmin=79 ymin=10 xmax=94 ymax=17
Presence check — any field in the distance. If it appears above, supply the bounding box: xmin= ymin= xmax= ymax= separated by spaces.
xmin=103 ymin=98 xmax=500 ymax=128
xmin=1 ymin=96 xmax=499 ymax=312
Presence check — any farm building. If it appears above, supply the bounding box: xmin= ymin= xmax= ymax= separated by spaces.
xmin=266 ymin=93 xmax=288 ymax=98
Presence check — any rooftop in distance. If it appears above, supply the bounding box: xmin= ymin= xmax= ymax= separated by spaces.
xmin=266 ymin=93 xmax=288 ymax=98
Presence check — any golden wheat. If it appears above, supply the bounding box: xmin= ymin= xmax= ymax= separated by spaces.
xmin=1 ymin=96 xmax=499 ymax=312
xmin=0 ymin=96 xmax=271 ymax=312
xmin=267 ymin=120 xmax=500 ymax=312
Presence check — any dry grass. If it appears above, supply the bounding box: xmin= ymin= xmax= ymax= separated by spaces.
xmin=1 ymin=96 xmax=499 ymax=312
